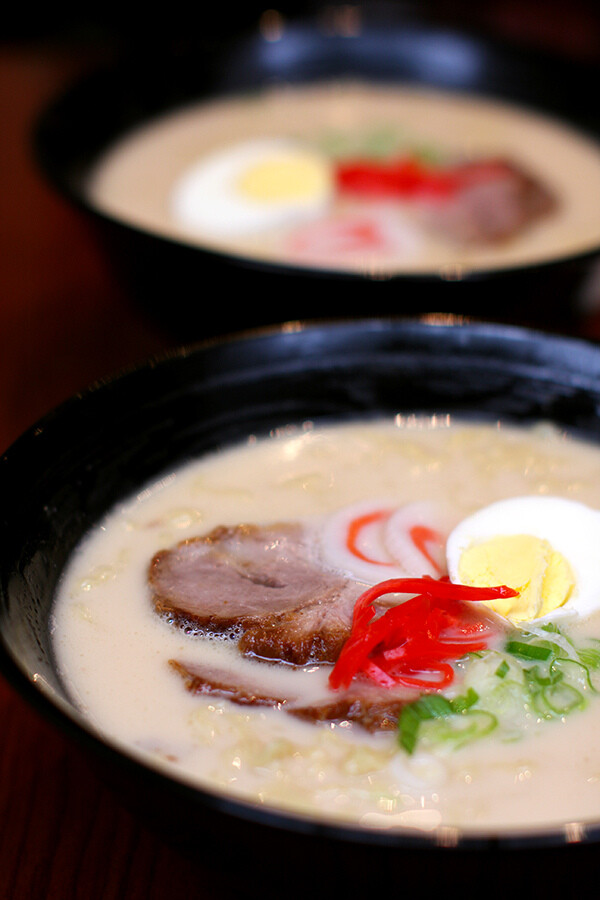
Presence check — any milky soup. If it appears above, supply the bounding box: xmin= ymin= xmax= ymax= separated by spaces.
xmin=52 ymin=418 xmax=600 ymax=837
xmin=86 ymin=82 xmax=600 ymax=277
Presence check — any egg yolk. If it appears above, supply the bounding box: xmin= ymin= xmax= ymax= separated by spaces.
xmin=238 ymin=152 xmax=330 ymax=204
xmin=457 ymin=534 xmax=575 ymax=623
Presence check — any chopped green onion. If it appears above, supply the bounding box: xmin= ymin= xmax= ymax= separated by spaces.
xmin=411 ymin=694 xmax=455 ymax=720
xmin=420 ymin=710 xmax=497 ymax=750
xmin=399 ymin=689 xmax=483 ymax=753
xmin=506 ymin=640 xmax=553 ymax=661
xmin=578 ymin=647 xmax=600 ymax=670
xmin=398 ymin=623 xmax=600 ymax=756
xmin=451 ymin=688 xmax=479 ymax=713
xmin=541 ymin=622 xmax=563 ymax=634
xmin=541 ymin=682 xmax=585 ymax=715
xmin=398 ymin=696 xmax=454 ymax=754
xmin=551 ymin=658 xmax=596 ymax=693
xmin=398 ymin=705 xmax=422 ymax=754
xmin=525 ymin=665 xmax=561 ymax=689
xmin=495 ymin=660 xmax=510 ymax=679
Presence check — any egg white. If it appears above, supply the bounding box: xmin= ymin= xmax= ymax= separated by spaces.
xmin=170 ymin=138 xmax=333 ymax=237
xmin=446 ymin=496 xmax=600 ymax=622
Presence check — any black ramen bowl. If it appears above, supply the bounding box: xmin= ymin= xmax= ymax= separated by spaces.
xmin=3 ymin=317 xmax=600 ymax=895
xmin=33 ymin=14 xmax=600 ymax=339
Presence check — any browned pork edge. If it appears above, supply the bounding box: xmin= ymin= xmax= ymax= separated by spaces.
xmin=170 ymin=660 xmax=410 ymax=732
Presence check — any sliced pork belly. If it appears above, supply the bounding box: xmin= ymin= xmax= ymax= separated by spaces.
xmin=290 ymin=690 xmax=410 ymax=732
xmin=150 ymin=522 xmax=365 ymax=664
xmin=238 ymin=592 xmax=359 ymax=665
xmin=169 ymin=659 xmax=292 ymax=708
xmin=418 ymin=158 xmax=556 ymax=245
xmin=170 ymin=660 xmax=410 ymax=732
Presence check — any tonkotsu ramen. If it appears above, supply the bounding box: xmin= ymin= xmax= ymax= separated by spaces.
xmin=85 ymin=82 xmax=600 ymax=276
xmin=52 ymin=418 xmax=600 ymax=837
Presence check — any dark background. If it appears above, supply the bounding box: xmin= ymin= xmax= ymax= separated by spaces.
xmin=2 ymin=1 xmax=600 ymax=64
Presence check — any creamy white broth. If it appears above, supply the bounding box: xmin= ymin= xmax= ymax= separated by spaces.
xmin=86 ymin=81 xmax=600 ymax=276
xmin=52 ymin=418 xmax=600 ymax=836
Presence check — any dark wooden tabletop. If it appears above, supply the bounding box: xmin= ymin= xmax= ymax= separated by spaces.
xmin=0 ymin=39 xmax=215 ymax=900
xmin=1 ymin=13 xmax=600 ymax=898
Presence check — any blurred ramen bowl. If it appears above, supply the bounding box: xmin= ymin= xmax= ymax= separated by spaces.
xmin=4 ymin=317 xmax=600 ymax=893
xmin=33 ymin=19 xmax=600 ymax=337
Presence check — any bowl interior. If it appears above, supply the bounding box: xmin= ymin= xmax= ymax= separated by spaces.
xmin=4 ymin=318 xmax=600 ymax=862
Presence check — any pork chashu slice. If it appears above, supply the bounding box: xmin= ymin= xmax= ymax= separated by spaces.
xmin=170 ymin=659 xmax=411 ymax=732
xmin=417 ymin=158 xmax=556 ymax=245
xmin=149 ymin=522 xmax=365 ymax=665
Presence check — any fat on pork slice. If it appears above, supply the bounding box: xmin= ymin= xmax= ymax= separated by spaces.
xmin=169 ymin=659 xmax=412 ymax=732
xmin=149 ymin=522 xmax=366 ymax=665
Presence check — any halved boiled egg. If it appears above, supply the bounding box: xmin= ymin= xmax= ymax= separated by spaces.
xmin=171 ymin=138 xmax=333 ymax=237
xmin=446 ymin=496 xmax=600 ymax=624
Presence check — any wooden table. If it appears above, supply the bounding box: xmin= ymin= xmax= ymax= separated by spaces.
xmin=0 ymin=39 xmax=224 ymax=900
xmin=1 ymin=24 xmax=599 ymax=899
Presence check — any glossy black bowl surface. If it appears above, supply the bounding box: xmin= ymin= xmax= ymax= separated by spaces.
xmin=3 ymin=318 xmax=600 ymax=893
xmin=33 ymin=17 xmax=600 ymax=338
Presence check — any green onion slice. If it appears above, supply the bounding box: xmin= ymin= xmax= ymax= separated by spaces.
xmin=542 ymin=682 xmax=585 ymax=715
xmin=421 ymin=710 xmax=497 ymax=750
xmin=506 ymin=640 xmax=553 ymax=661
